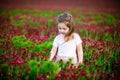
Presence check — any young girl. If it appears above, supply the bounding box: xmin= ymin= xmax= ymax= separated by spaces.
xmin=49 ymin=12 xmax=83 ymax=66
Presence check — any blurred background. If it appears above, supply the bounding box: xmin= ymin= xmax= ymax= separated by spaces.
xmin=0 ymin=0 xmax=120 ymax=12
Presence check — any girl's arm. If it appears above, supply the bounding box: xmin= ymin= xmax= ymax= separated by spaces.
xmin=49 ymin=46 xmax=58 ymax=61
xmin=76 ymin=43 xmax=83 ymax=64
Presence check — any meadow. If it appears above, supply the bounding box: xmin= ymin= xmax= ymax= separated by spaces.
xmin=0 ymin=8 xmax=120 ymax=80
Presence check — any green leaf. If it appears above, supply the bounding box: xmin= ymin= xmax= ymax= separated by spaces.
xmin=38 ymin=61 xmax=60 ymax=76
xmin=28 ymin=66 xmax=38 ymax=80
xmin=28 ymin=60 xmax=38 ymax=67
xmin=21 ymin=41 xmax=32 ymax=48
xmin=96 ymin=60 xmax=103 ymax=67
xmin=47 ymin=20 xmax=57 ymax=28
xmin=28 ymin=21 xmax=40 ymax=27
xmin=2 ymin=63 xmax=8 ymax=70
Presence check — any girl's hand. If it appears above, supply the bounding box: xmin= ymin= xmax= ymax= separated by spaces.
xmin=76 ymin=63 xmax=80 ymax=68
xmin=49 ymin=58 xmax=53 ymax=62
xmin=76 ymin=61 xmax=83 ymax=68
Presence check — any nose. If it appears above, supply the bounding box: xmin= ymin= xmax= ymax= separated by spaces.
xmin=59 ymin=29 xmax=64 ymax=34
xmin=61 ymin=29 xmax=64 ymax=33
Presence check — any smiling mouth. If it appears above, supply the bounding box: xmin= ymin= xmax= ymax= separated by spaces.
xmin=60 ymin=32 xmax=64 ymax=34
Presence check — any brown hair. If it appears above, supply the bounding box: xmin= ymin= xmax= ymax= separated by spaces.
xmin=57 ymin=12 xmax=75 ymax=42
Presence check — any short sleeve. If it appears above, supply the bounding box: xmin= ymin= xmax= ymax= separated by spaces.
xmin=74 ymin=33 xmax=82 ymax=45
xmin=53 ymin=36 xmax=58 ymax=47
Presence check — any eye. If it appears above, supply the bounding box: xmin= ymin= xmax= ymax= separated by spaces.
xmin=59 ymin=28 xmax=62 ymax=29
xmin=63 ymin=28 xmax=66 ymax=30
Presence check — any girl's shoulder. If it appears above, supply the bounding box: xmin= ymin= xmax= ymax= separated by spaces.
xmin=73 ymin=33 xmax=80 ymax=38
xmin=73 ymin=33 xmax=82 ymax=44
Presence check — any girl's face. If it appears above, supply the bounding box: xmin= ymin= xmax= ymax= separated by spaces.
xmin=58 ymin=22 xmax=69 ymax=35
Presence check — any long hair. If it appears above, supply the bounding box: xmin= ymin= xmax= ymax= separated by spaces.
xmin=57 ymin=12 xmax=75 ymax=42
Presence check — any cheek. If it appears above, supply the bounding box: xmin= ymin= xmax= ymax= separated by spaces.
xmin=64 ymin=29 xmax=69 ymax=33
xmin=58 ymin=29 xmax=61 ymax=32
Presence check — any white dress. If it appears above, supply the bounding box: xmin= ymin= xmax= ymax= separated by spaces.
xmin=53 ymin=33 xmax=82 ymax=65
